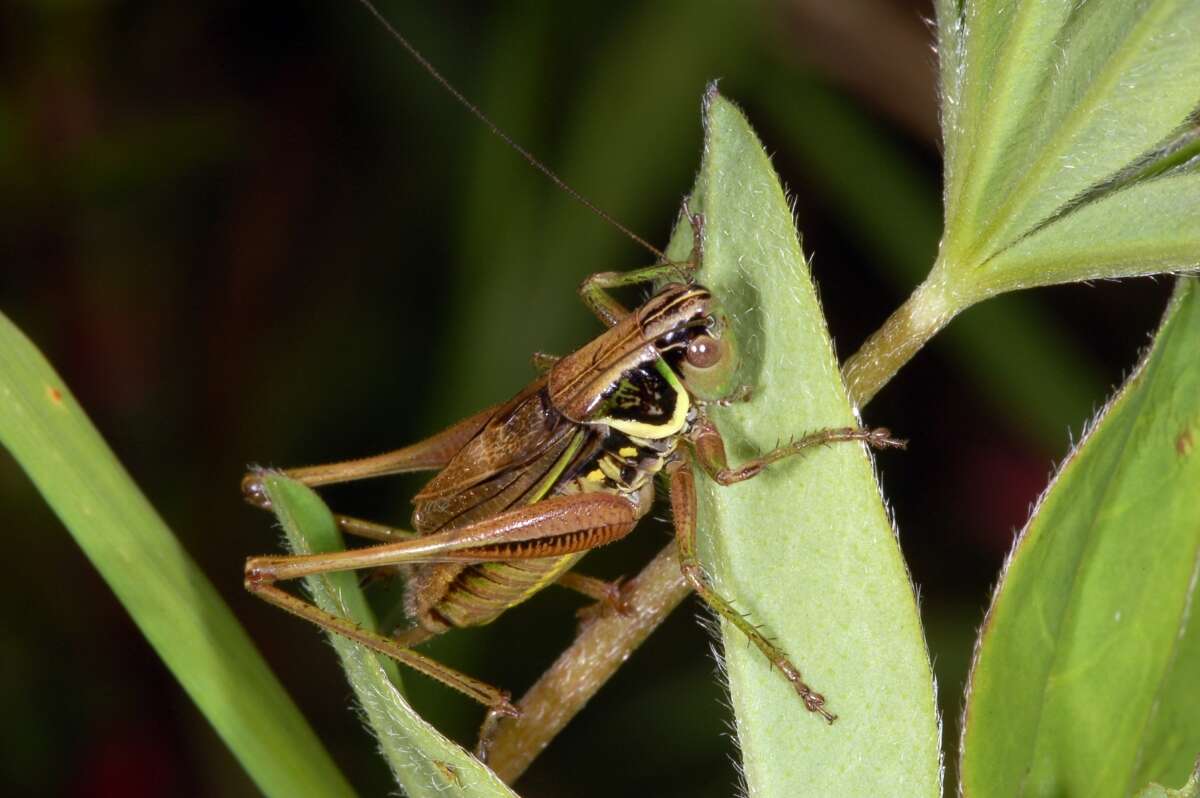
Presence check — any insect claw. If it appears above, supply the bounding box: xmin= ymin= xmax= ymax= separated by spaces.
xmin=475 ymin=697 xmax=521 ymax=763
xmin=575 ymin=576 xmax=633 ymax=622
xmin=241 ymin=471 xmax=272 ymax=509
xmin=866 ymin=427 xmax=907 ymax=450
xmin=800 ymin=690 xmax=836 ymax=724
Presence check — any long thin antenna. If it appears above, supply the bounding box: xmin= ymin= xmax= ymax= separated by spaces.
xmin=352 ymin=0 xmax=666 ymax=260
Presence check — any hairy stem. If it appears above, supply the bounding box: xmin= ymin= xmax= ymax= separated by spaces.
xmin=843 ymin=273 xmax=958 ymax=407
xmin=486 ymin=543 xmax=690 ymax=782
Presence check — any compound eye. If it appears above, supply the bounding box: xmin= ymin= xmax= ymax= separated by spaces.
xmin=685 ymin=335 xmax=723 ymax=370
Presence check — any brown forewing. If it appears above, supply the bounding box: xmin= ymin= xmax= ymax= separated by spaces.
xmin=412 ymin=377 xmax=585 ymax=533
xmin=548 ymin=311 xmax=658 ymax=422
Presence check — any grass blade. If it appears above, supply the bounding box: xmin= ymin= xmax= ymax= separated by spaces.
xmin=960 ymin=277 xmax=1200 ymax=797
xmin=677 ymin=90 xmax=941 ymax=797
xmin=0 ymin=313 xmax=356 ymax=798
xmin=261 ymin=475 xmax=519 ymax=798
xmin=1136 ymin=759 xmax=1200 ymax=798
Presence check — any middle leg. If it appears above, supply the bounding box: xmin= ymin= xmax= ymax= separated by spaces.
xmin=689 ymin=415 xmax=904 ymax=486
xmin=667 ymin=454 xmax=835 ymax=721
xmin=241 ymin=401 xmax=502 ymax=509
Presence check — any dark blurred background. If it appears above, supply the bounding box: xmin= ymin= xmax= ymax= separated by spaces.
xmin=0 ymin=1 xmax=1174 ymax=796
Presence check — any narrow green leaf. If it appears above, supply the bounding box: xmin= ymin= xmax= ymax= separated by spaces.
xmin=934 ymin=0 xmax=966 ymax=185
xmin=0 ymin=314 xmax=356 ymax=798
xmin=944 ymin=0 xmax=1074 ymax=243
xmin=1136 ymin=758 xmax=1200 ymax=798
xmin=960 ymin=276 xmax=1200 ymax=797
xmin=261 ymin=475 xmax=519 ymax=798
xmin=665 ymin=91 xmax=940 ymax=797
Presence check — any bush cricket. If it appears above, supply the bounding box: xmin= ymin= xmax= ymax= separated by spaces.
xmin=243 ymin=0 xmax=904 ymax=763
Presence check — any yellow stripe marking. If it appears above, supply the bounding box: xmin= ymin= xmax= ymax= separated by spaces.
xmin=599 ymin=364 xmax=690 ymax=440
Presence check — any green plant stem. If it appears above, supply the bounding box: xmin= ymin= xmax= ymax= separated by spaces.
xmin=843 ymin=271 xmax=958 ymax=406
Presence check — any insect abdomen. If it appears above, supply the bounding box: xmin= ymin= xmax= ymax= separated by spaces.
xmin=420 ymin=555 xmax=584 ymax=630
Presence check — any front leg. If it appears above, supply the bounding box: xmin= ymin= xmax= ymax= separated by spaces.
xmin=578 ymin=209 xmax=705 ymax=327
xmin=689 ymin=415 xmax=904 ymax=486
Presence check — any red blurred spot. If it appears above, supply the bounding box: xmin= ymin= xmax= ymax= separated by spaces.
xmin=959 ymin=441 xmax=1049 ymax=556
xmin=71 ymin=725 xmax=183 ymax=798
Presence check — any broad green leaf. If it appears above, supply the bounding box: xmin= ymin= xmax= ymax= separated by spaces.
xmin=940 ymin=0 xmax=1200 ymax=273
xmin=847 ymin=1 xmax=1200 ymax=405
xmin=261 ymin=476 xmax=519 ymax=798
xmin=0 ymin=314 xmax=356 ymax=798
xmin=665 ymin=91 xmax=940 ymax=797
xmin=981 ymin=172 xmax=1200 ymax=294
xmin=960 ymin=276 xmax=1200 ymax=797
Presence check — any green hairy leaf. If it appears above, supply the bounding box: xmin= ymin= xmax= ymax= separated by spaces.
xmin=961 ymin=277 xmax=1200 ymax=797
xmin=662 ymin=91 xmax=941 ymax=797
xmin=935 ymin=0 xmax=1200 ymax=301
xmin=848 ymin=0 xmax=1200 ymax=409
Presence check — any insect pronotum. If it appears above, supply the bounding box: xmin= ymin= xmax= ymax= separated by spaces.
xmin=243 ymin=0 xmax=903 ymax=765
